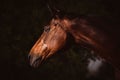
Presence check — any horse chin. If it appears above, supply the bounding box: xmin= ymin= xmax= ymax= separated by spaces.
xmin=30 ymin=59 xmax=43 ymax=68
xmin=32 ymin=62 xmax=41 ymax=68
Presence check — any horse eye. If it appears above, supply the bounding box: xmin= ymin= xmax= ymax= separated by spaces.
xmin=44 ymin=26 xmax=50 ymax=32
xmin=54 ymin=23 xmax=58 ymax=26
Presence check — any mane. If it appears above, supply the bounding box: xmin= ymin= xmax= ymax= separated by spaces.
xmin=58 ymin=12 xmax=120 ymax=69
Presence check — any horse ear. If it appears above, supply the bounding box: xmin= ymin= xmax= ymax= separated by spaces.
xmin=47 ymin=4 xmax=60 ymax=17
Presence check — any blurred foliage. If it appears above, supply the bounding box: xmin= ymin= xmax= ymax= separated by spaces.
xmin=0 ymin=0 xmax=119 ymax=80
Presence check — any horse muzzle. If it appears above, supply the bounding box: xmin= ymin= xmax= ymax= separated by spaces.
xmin=28 ymin=53 xmax=43 ymax=68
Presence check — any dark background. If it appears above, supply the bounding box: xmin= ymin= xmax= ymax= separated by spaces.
xmin=1 ymin=0 xmax=120 ymax=80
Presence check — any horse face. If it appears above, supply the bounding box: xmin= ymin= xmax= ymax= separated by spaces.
xmin=29 ymin=18 xmax=67 ymax=67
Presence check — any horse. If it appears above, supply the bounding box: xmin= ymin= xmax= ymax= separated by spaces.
xmin=28 ymin=9 xmax=120 ymax=79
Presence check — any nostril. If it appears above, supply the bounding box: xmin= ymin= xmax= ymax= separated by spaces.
xmin=35 ymin=56 xmax=42 ymax=63
xmin=28 ymin=54 xmax=31 ymax=60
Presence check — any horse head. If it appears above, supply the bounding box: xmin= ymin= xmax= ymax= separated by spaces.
xmin=28 ymin=9 xmax=74 ymax=67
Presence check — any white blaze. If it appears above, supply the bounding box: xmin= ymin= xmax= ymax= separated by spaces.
xmin=42 ymin=44 xmax=47 ymax=51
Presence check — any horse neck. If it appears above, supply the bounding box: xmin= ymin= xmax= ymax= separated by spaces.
xmin=67 ymin=17 xmax=120 ymax=70
xmin=68 ymin=17 xmax=106 ymax=51
xmin=67 ymin=16 xmax=119 ymax=54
